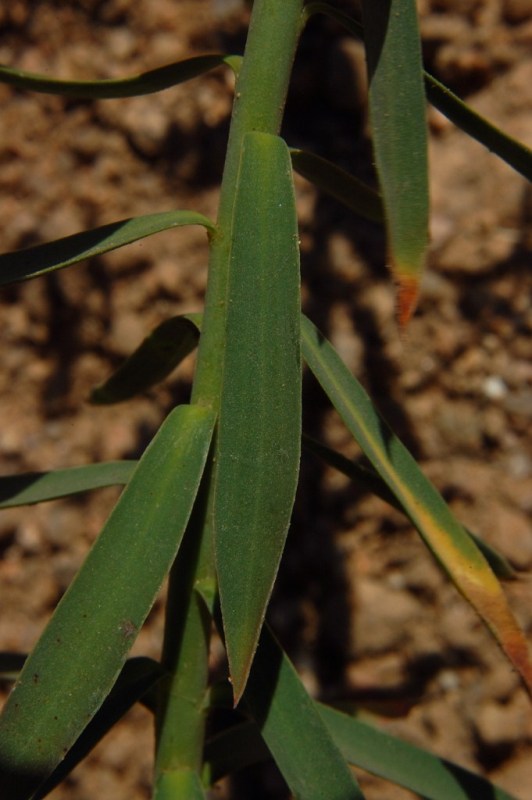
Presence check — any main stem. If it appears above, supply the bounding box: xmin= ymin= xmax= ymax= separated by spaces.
xmin=192 ymin=0 xmax=306 ymax=408
xmin=153 ymin=0 xmax=305 ymax=794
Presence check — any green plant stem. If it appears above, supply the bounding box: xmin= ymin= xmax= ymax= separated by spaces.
xmin=154 ymin=0 xmax=305 ymax=792
xmin=192 ymin=0 xmax=306 ymax=407
xmin=154 ymin=486 xmax=214 ymax=786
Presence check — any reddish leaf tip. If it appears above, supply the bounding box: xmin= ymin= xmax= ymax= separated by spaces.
xmin=504 ymin=632 xmax=532 ymax=698
xmin=395 ymin=275 xmax=420 ymax=328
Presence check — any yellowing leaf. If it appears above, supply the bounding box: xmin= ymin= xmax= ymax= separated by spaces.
xmin=302 ymin=315 xmax=532 ymax=695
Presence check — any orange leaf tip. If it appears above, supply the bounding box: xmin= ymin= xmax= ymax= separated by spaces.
xmin=396 ymin=275 xmax=420 ymax=329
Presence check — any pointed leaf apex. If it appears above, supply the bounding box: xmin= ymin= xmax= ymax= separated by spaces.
xmin=395 ymin=274 xmax=420 ymax=328
xmin=225 ymin=642 xmax=257 ymax=707
xmin=224 ymin=601 xmax=267 ymax=705
xmin=497 ymin=617 xmax=532 ymax=697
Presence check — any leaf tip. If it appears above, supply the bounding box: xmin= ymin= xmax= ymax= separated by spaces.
xmin=466 ymin=574 xmax=532 ymax=699
xmin=395 ymin=274 xmax=420 ymax=329
xmin=503 ymin=630 xmax=532 ymax=698
xmin=227 ymin=646 xmax=256 ymax=707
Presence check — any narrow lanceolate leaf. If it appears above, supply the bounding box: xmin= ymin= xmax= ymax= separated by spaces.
xmin=0 ymin=211 xmax=216 ymax=285
xmin=0 ymin=55 xmax=241 ymax=98
xmin=290 ymin=149 xmax=384 ymax=223
xmin=361 ymin=0 xmax=429 ymax=326
xmin=34 ymin=658 xmax=166 ymax=800
xmin=0 ymin=461 xmax=136 ymax=508
xmin=214 ymin=132 xmax=301 ymax=701
xmin=303 ymin=435 xmax=516 ymax=581
xmin=0 ymin=405 xmax=215 ymax=800
xmin=302 ymin=315 xmax=532 ymax=694
xmin=424 ymin=73 xmax=532 ymax=182
xmin=244 ymin=626 xmax=364 ymax=800
xmin=318 ymin=704 xmax=517 ymax=800
xmin=204 ymin=707 xmax=517 ymax=800
xmin=306 ymin=4 xmax=532 ymax=182
xmin=91 ymin=314 xmax=201 ymax=404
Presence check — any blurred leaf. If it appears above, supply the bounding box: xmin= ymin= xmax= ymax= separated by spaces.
xmin=0 ymin=55 xmax=241 ymax=98
xmin=302 ymin=315 xmax=532 ymax=694
xmin=0 ymin=404 xmax=216 ymax=800
xmin=305 ymin=4 xmax=532 ymax=181
xmin=318 ymin=704 xmax=518 ymax=800
xmin=214 ymin=133 xmax=301 ymax=702
xmin=0 ymin=461 xmax=136 ymax=508
xmin=303 ymin=435 xmax=516 ymax=580
xmin=290 ymin=149 xmax=383 ymax=222
xmin=91 ymin=314 xmax=201 ymax=404
xmin=244 ymin=626 xmax=364 ymax=800
xmin=361 ymin=0 xmax=429 ymax=326
xmin=425 ymin=72 xmax=532 ymax=181
xmin=0 ymin=211 xmax=216 ymax=286
xmin=34 ymin=658 xmax=165 ymax=799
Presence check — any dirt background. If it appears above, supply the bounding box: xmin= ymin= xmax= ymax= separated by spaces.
xmin=0 ymin=1 xmax=531 ymax=798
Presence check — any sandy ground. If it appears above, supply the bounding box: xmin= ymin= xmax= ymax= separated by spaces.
xmin=0 ymin=1 xmax=531 ymax=798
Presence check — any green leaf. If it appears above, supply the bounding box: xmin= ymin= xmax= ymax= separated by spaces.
xmin=0 ymin=55 xmax=241 ymax=98
xmin=0 ymin=404 xmax=216 ymax=800
xmin=303 ymin=435 xmax=516 ymax=581
xmin=91 ymin=314 xmax=201 ymax=404
xmin=203 ymin=704 xmax=516 ymax=800
xmin=424 ymin=73 xmax=532 ymax=182
xmin=0 ymin=461 xmax=136 ymax=508
xmin=34 ymin=658 xmax=165 ymax=800
xmin=290 ymin=149 xmax=383 ymax=223
xmin=361 ymin=0 xmax=429 ymax=326
xmin=213 ymin=133 xmax=301 ymax=701
xmin=244 ymin=626 xmax=364 ymax=800
xmin=301 ymin=315 xmax=532 ymax=695
xmin=0 ymin=211 xmax=216 ymax=286
xmin=318 ymin=704 xmax=518 ymax=800
xmin=305 ymin=4 xmax=532 ymax=182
